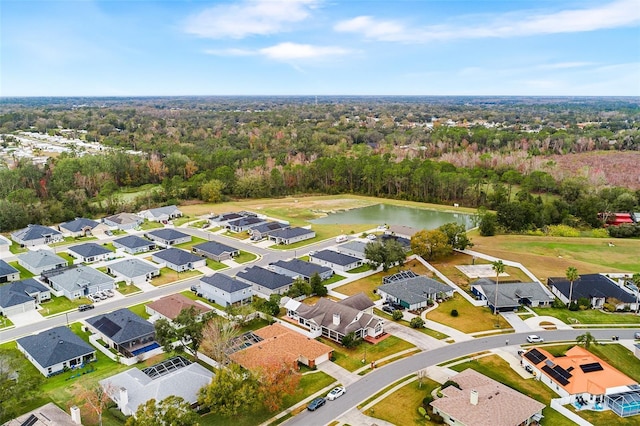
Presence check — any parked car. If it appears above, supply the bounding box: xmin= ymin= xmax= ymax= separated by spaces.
xmin=527 ymin=335 xmax=544 ymax=343
xmin=103 ymin=289 xmax=114 ymax=297
xmin=190 ymin=285 xmax=199 ymax=293
xmin=87 ymin=294 xmax=99 ymax=303
xmin=634 ymin=332 xmax=640 ymax=339
xmin=78 ymin=304 xmax=94 ymax=312
xmin=327 ymin=386 xmax=346 ymax=401
xmin=524 ymin=365 xmax=534 ymax=374
xmin=366 ymin=234 xmax=377 ymax=241
xmin=382 ymin=305 xmax=394 ymax=314
xmin=391 ymin=303 xmax=404 ymax=311
xmin=307 ymin=397 xmax=326 ymax=411
xmin=95 ymin=291 xmax=107 ymax=300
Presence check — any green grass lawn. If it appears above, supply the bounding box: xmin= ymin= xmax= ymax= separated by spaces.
xmin=335 ymin=262 xmax=432 ymax=300
xmin=128 ymin=302 xmax=150 ymax=319
xmin=174 ymin=236 xmax=207 ymax=251
xmin=9 ymin=241 xmax=27 ymax=254
xmin=531 ymin=307 xmax=640 ymax=325
xmin=102 ymin=242 xmax=117 ymax=252
xmin=138 ymin=220 xmax=164 ymax=230
xmin=426 ymin=293 xmax=510 ymax=333
xmin=151 ymin=268 xmax=202 ymax=286
xmin=270 ymin=224 xmax=375 ymax=251
xmin=50 ymin=235 xmax=98 ymax=247
xmin=57 ymin=252 xmax=76 ymax=266
xmin=189 ymin=220 xmax=209 ymax=228
xmin=323 ymin=273 xmax=346 ymax=285
xmin=117 ymin=282 xmax=142 ymax=295
xmin=369 ymin=377 xmax=441 ymax=426
xmin=179 ymin=289 xmax=224 ymax=310
xmin=206 ymin=258 xmax=229 ymax=270
xmin=0 ymin=316 xmax=14 ymax=329
xmin=374 ymin=309 xmax=450 ymax=340
xmin=347 ymin=264 xmax=374 ymax=274
xmin=235 ymin=250 xmax=257 ymax=264
xmin=40 ymin=295 xmax=92 ymax=316
xmin=9 ymin=260 xmax=35 ymax=278
xmin=172 ymin=215 xmax=196 ymax=227
xmin=450 ymin=355 xmax=575 ymax=426
xmin=321 ymin=335 xmax=416 ymax=372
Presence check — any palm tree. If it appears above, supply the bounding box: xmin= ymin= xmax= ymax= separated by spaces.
xmin=632 ymin=273 xmax=640 ymax=314
xmin=566 ymin=266 xmax=580 ymax=308
xmin=576 ymin=331 xmax=596 ymax=349
xmin=492 ymin=260 xmax=505 ymax=315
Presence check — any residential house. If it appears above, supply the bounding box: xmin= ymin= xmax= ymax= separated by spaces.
xmin=101 ymin=356 xmax=212 ymax=416
xmin=198 ymin=274 xmax=252 ymax=307
xmin=16 ymin=326 xmax=96 ymax=376
xmin=230 ymin=324 xmax=333 ymax=370
xmin=309 ymin=249 xmax=362 ymax=272
xmin=59 ymin=217 xmax=106 ymax=237
xmin=384 ymin=224 xmax=420 ymax=240
xmin=285 ymin=293 xmax=383 ymax=344
xmin=67 ymin=242 xmax=114 ymax=264
xmin=151 ymin=248 xmax=206 ymax=272
xmin=471 ymin=278 xmax=555 ymax=312
xmin=4 ymin=402 xmax=81 ymax=426
xmin=86 ymin=308 xmax=156 ymax=358
xmin=17 ymin=249 xmax=67 ymax=275
xmin=225 ymin=216 xmax=267 ymax=233
xmin=269 ymin=258 xmax=333 ymax=282
xmin=430 ymin=368 xmax=545 ymax=426
xmin=236 ymin=266 xmax=293 ymax=299
xmin=209 ymin=212 xmax=245 ymax=227
xmin=137 ymin=205 xmax=182 ymax=222
xmin=106 ymin=258 xmax=160 ymax=285
xmin=113 ymin=235 xmax=156 ymax=254
xmin=0 ymin=234 xmax=11 ymax=256
xmin=268 ymin=227 xmax=316 ymax=245
xmin=192 ymin=241 xmax=239 ymax=262
xmin=145 ymin=294 xmax=212 ymax=322
xmin=522 ymin=346 xmax=640 ymax=417
xmin=43 ymin=265 xmax=115 ymax=300
xmin=11 ymin=224 xmax=63 ymax=247
xmin=548 ymin=273 xmax=637 ymax=310
xmin=377 ymin=271 xmax=454 ymax=310
xmin=379 ymin=233 xmax=412 ymax=250
xmin=145 ymin=229 xmax=191 ymax=247
xmin=335 ymin=240 xmax=369 ymax=260
xmin=0 ymin=259 xmax=20 ymax=283
xmin=0 ymin=278 xmax=51 ymax=316
xmin=249 ymin=221 xmax=290 ymax=241
xmin=103 ymin=212 xmax=143 ymax=230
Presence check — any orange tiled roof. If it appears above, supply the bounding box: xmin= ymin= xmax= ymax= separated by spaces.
xmin=146 ymin=294 xmax=212 ymax=320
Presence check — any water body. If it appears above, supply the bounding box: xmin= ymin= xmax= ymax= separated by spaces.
xmin=310 ymin=204 xmax=476 ymax=230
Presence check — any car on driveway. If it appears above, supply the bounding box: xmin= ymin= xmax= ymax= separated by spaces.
xmin=327 ymin=386 xmax=346 ymax=401
xmin=527 ymin=335 xmax=544 ymax=343
xmin=307 ymin=397 xmax=326 ymax=411
xmin=382 ymin=305 xmax=394 ymax=314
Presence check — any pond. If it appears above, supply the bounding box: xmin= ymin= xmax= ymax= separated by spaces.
xmin=310 ymin=204 xmax=476 ymax=230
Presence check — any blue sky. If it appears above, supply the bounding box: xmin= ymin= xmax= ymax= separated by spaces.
xmin=1 ymin=0 xmax=639 ymax=96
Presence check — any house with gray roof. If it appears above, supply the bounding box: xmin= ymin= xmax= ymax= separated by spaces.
xmin=309 ymin=249 xmax=362 ymax=272
xmin=17 ymin=326 xmax=96 ymax=376
xmin=225 ymin=216 xmax=267 ymax=233
xmin=268 ymin=227 xmax=316 ymax=245
xmin=0 ymin=278 xmax=50 ymax=316
xmin=137 ymin=205 xmax=182 ymax=222
xmin=377 ymin=271 xmax=455 ymax=310
xmin=0 ymin=234 xmax=11 ymax=256
xmin=59 ymin=217 xmax=105 ymax=237
xmin=151 ymin=248 xmax=206 ymax=272
xmin=103 ymin=212 xmax=143 ymax=230
xmin=236 ymin=266 xmax=294 ymax=299
xmin=0 ymin=259 xmax=20 ymax=283
xmin=249 ymin=221 xmax=290 ymax=241
xmin=192 ymin=241 xmax=239 ymax=262
xmin=11 ymin=224 xmax=63 ymax=247
xmin=17 ymin=249 xmax=67 ymax=275
xmin=101 ymin=356 xmax=212 ymax=416
xmin=385 ymin=224 xmax=420 ymax=239
xmin=548 ymin=273 xmax=636 ymax=310
xmin=336 ymin=240 xmax=369 ymax=260
xmin=67 ymin=242 xmax=114 ymax=263
xmin=472 ymin=278 xmax=555 ymax=312
xmin=269 ymin=258 xmax=333 ymax=282
xmin=209 ymin=212 xmax=247 ymax=227
xmin=285 ymin=293 xmax=383 ymax=344
xmin=145 ymin=228 xmax=191 ymax=247
xmin=86 ymin=308 xmax=156 ymax=358
xmin=113 ymin=235 xmax=156 ymax=254
xmin=107 ymin=258 xmax=160 ymax=286
xmin=198 ymin=274 xmax=252 ymax=307
xmin=43 ymin=265 xmax=114 ymax=300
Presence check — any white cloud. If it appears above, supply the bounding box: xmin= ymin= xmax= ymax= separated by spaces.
xmin=185 ymin=0 xmax=320 ymax=39
xmin=204 ymin=48 xmax=256 ymax=56
xmin=259 ymin=42 xmax=350 ymax=59
xmin=537 ymin=62 xmax=594 ymax=70
xmin=335 ymin=0 xmax=640 ymax=42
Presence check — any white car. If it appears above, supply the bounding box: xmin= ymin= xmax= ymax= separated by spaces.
xmin=87 ymin=294 xmax=99 ymax=303
xmin=527 ymin=335 xmax=544 ymax=343
xmin=327 ymin=386 xmax=346 ymax=401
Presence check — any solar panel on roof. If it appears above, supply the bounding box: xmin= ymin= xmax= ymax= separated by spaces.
xmin=20 ymin=414 xmax=38 ymax=426
xmin=542 ymin=365 xmax=570 ymax=386
xmin=95 ymin=318 xmax=121 ymax=337
xmin=580 ymin=362 xmax=604 ymax=373
xmin=523 ymin=348 xmax=547 ymax=365
xmin=553 ymin=365 xmax=572 ymax=380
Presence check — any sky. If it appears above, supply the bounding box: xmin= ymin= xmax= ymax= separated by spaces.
xmin=1 ymin=0 xmax=639 ymax=96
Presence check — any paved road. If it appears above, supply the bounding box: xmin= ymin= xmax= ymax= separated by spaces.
xmin=284 ymin=329 xmax=638 ymax=426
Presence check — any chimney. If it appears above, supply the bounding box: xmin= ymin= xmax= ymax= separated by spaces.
xmin=333 ymin=313 xmax=341 ymax=325
xmin=119 ymin=387 xmax=128 ymax=408
xmin=470 ymin=390 xmax=478 ymax=406
xmin=70 ymin=406 xmax=81 ymax=424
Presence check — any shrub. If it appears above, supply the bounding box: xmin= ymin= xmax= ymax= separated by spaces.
xmin=341 ymin=331 xmax=362 ymax=349
xmin=479 ymin=213 xmax=497 ymax=236
xmin=569 ymin=302 xmax=579 ymax=311
xmin=441 ymin=380 xmax=461 ymax=390
xmin=392 ymin=310 xmax=403 ymax=321
xmin=590 ymin=228 xmax=609 ymax=238
xmin=410 ymin=317 xmax=425 ymax=328
xmin=546 ymin=224 xmax=580 ymax=237
xmin=552 ymin=298 xmax=567 ymax=308
xmin=430 ymin=412 xmax=445 ymax=424
xmin=603 ymin=302 xmax=616 ymax=312
xmin=422 ymin=396 xmax=434 ymax=407
xmin=418 ymin=407 xmax=427 ymax=417
xmin=450 ymin=309 xmax=459 ymax=317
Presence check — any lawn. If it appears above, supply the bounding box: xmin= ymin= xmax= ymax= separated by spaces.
xmin=138 ymin=220 xmax=164 ymax=230
xmin=320 ymin=335 xmax=416 ymax=372
xmin=57 ymin=252 xmax=76 ymax=266
xmin=50 ymin=235 xmax=98 ymax=247
xmin=531 ymin=307 xmax=640 ymax=325
xmin=450 ymin=355 xmax=575 ymax=426
xmin=323 ymin=273 xmax=347 ymax=285
xmin=172 ymin=215 xmax=196 ymax=227
xmin=374 ymin=309 xmax=450 ymax=340
xmin=224 ymin=230 xmax=251 ymax=240
xmin=0 ymin=316 xmax=14 ymax=329
xmin=189 ymin=220 xmax=209 ymax=228
xmin=102 ymin=242 xmax=116 ymax=252
xmin=9 ymin=241 xmax=27 ymax=254
xmin=174 ymin=236 xmax=207 ymax=251
xmin=151 ymin=268 xmax=202 ymax=286
xmin=346 ymin=264 xmax=373 ymax=274
xmin=206 ymin=258 xmax=229 ymax=270
xmin=40 ymin=295 xmax=91 ymax=316
xmin=235 ymin=250 xmax=257 ymax=264
xmin=179 ymin=289 xmax=224 ymax=311
xmin=128 ymin=302 xmax=150 ymax=319
xmin=117 ymin=282 xmax=142 ymax=295
xmin=368 ymin=377 xmax=442 ymax=426
xmin=426 ymin=293 xmax=510 ymax=333
xmin=270 ymin=223 xmax=376 ymax=251
xmin=9 ymin=260 xmax=35 ymax=278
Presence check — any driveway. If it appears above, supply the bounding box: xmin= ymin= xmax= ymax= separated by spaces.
xmin=501 ymin=312 xmax=532 ymax=333
xmin=8 ymin=309 xmax=46 ymax=327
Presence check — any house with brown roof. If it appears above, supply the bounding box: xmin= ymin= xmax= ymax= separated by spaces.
xmin=430 ymin=369 xmax=545 ymax=426
xmin=145 ymin=294 xmax=212 ymax=322
xmin=284 ymin=293 xmax=383 ymax=344
xmin=229 ymin=323 xmax=333 ymax=370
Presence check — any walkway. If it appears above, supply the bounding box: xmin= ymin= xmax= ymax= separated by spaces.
xmin=316 ymin=361 xmax=360 ymax=387
xmin=501 ymin=311 xmax=533 ymax=333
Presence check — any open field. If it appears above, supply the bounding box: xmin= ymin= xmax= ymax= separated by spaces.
xmin=369 ymin=377 xmax=442 ymax=426
xmin=426 ymin=293 xmax=510 ymax=333
xmin=531 ymin=307 xmax=640 ymax=325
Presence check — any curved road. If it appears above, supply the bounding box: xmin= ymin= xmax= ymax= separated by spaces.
xmin=284 ymin=329 xmax=638 ymax=426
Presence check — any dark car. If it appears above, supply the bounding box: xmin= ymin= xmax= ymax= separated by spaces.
xmin=391 ymin=303 xmax=404 ymax=311
xmin=307 ymin=397 xmax=326 ymax=411
xmin=78 ymin=304 xmax=94 ymax=312
xmin=382 ymin=305 xmax=394 ymax=314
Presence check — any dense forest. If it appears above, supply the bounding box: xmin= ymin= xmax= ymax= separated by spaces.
xmin=0 ymin=96 xmax=639 ymax=235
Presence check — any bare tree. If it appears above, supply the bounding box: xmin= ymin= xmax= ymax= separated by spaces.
xmin=417 ymin=368 xmax=428 ymax=389
xmin=77 ymin=382 xmax=117 ymax=426
xmin=199 ymin=316 xmax=240 ymax=364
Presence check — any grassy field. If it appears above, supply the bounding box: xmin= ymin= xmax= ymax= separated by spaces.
xmin=532 ymin=307 xmax=640 ymax=325
xmin=235 ymin=250 xmax=257 ymax=263
xmin=57 ymin=252 xmax=75 ymax=265
xmin=151 ymin=268 xmax=202 ymax=286
xmin=450 ymin=355 xmax=575 ymax=426
xmin=323 ymin=273 xmax=346 ymax=285
xmin=128 ymin=302 xmax=150 ymax=319
xmin=9 ymin=260 xmax=35 ymax=278
xmin=426 ymin=293 xmax=510 ymax=333
xmin=374 ymin=309 xmax=450 ymax=340
xmin=138 ymin=220 xmax=163 ymax=230
xmin=9 ymin=241 xmax=27 ymax=254
xmin=320 ymin=335 xmax=416 ymax=372
xmin=117 ymin=282 xmax=142 ymax=295
xmin=368 ymin=378 xmax=442 ymax=426
xmin=206 ymin=258 xmax=229 ymax=270
xmin=174 ymin=236 xmax=207 ymax=251
xmin=40 ymin=295 xmax=92 ymax=316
